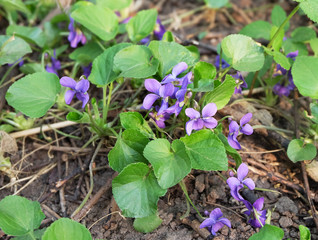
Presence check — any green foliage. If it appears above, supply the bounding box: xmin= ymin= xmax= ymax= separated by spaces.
xmin=217 ymin=132 xmax=242 ymax=166
xmin=113 ymin=45 xmax=159 ymax=78
xmin=287 ymin=139 xmax=317 ymax=163
xmin=292 ymin=56 xmax=318 ymax=98
xmin=203 ymin=75 xmax=236 ymax=109
xmin=109 ymin=129 xmax=150 ymax=172
xmin=249 ymin=224 xmax=284 ymax=240
xmin=181 ymin=130 xmax=228 ymax=171
xmin=66 ymin=112 xmax=90 ymax=123
xmin=271 ymin=5 xmax=289 ymax=31
xmin=19 ymin=63 xmax=43 ymax=74
xmin=112 ymin=162 xmax=167 ymax=218
xmin=270 ymin=25 xmax=284 ymax=51
xmin=283 ymin=38 xmax=308 ymax=56
xmin=204 ymin=0 xmax=228 ymax=8
xmin=148 ymin=41 xmax=197 ymax=78
xmin=6 ymin=72 xmax=60 ymax=118
xmin=42 ymin=218 xmax=92 ymax=240
xmin=239 ymin=21 xmax=272 ymax=40
xmin=71 ymin=4 xmax=118 ymax=41
xmin=96 ymin=0 xmax=132 ymax=10
xmin=291 ymin=27 xmax=316 ymax=42
xmin=310 ymin=103 xmax=318 ymax=124
xmin=263 ymin=48 xmax=290 ymax=70
xmin=193 ymin=61 xmax=216 ymax=91
xmin=298 ymin=0 xmax=318 ymax=23
xmin=0 ymin=0 xmax=30 ymax=14
xmin=6 ymin=25 xmax=46 ymax=48
xmin=133 ymin=213 xmax=162 ymax=233
xmin=143 ymin=139 xmax=191 ymax=189
xmin=310 ymin=38 xmax=318 ymax=56
xmin=69 ymin=42 xmax=104 ymax=66
xmin=120 ymin=112 xmax=154 ymax=138
xmin=0 ymin=195 xmax=45 ymax=237
xmin=126 ymin=9 xmax=158 ymax=42
xmin=221 ymin=34 xmax=265 ymax=71
xmin=0 ymin=35 xmax=31 ymax=65
xmin=88 ymin=43 xmax=131 ymax=86
xmin=299 ymin=225 xmax=311 ymax=240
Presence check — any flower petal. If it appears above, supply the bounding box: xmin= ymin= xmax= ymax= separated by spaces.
xmin=172 ymin=62 xmax=187 ymax=77
xmin=203 ymin=117 xmax=217 ymax=129
xmin=75 ymin=79 xmax=90 ymax=92
xmin=226 ymin=177 xmax=240 ymax=191
xmin=240 ymin=113 xmax=252 ymax=126
xmin=241 ymin=124 xmax=253 ymax=135
xmin=64 ymin=90 xmax=75 ymax=104
xmin=186 ymin=120 xmax=194 ymax=136
xmin=76 ymin=92 xmax=89 ymax=108
xmin=200 ymin=218 xmax=215 ymax=229
xmin=161 ymin=74 xmax=175 ymax=84
xmin=218 ymin=218 xmax=231 ymax=228
xmin=243 ymin=178 xmax=255 ymax=190
xmin=211 ymin=222 xmax=224 ymax=236
xmin=229 ymin=121 xmax=240 ymax=133
xmin=192 ymin=119 xmax=204 ymax=131
xmin=60 ymin=77 xmax=76 ymax=89
xmin=159 ymin=83 xmax=174 ymax=98
xmin=142 ymin=94 xmax=160 ymax=110
xmin=210 ymin=208 xmax=223 ymax=220
xmin=227 ymin=133 xmax=241 ymax=150
xmin=145 ymin=78 xmax=161 ymax=94
xmin=253 ymin=197 xmax=264 ymax=211
xmin=202 ymin=103 xmax=217 ymax=118
xmin=185 ymin=108 xmax=200 ymax=119
xmin=237 ymin=163 xmax=249 ymax=181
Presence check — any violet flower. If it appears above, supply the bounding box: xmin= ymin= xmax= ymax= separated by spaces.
xmin=162 ymin=62 xmax=188 ymax=85
xmin=8 ymin=58 xmax=24 ymax=67
xmin=226 ymin=163 xmax=255 ymax=201
xmin=142 ymin=78 xmax=174 ymax=110
xmin=149 ymin=100 xmax=172 ymax=128
xmin=232 ymin=72 xmax=248 ymax=94
xmin=82 ymin=63 xmax=92 ymax=78
xmin=68 ymin=17 xmax=87 ymax=48
xmin=60 ymin=77 xmax=90 ymax=108
xmin=200 ymin=208 xmax=231 ymax=236
xmin=185 ymin=103 xmax=218 ymax=135
xmin=153 ymin=19 xmax=166 ymax=40
xmin=46 ymin=50 xmax=61 ymax=76
xmin=228 ymin=113 xmax=253 ymax=150
xmin=243 ymin=197 xmax=267 ymax=228
xmin=215 ymin=55 xmax=230 ymax=70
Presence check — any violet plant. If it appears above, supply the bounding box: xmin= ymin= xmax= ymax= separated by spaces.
xmin=1 ymin=0 xmax=317 ymax=238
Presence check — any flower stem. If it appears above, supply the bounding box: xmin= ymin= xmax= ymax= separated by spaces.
xmin=179 ymin=179 xmax=204 ymax=219
xmin=252 ymin=124 xmax=293 ymax=134
xmin=217 ymin=65 xmax=232 ymax=81
xmin=102 ymin=85 xmax=108 ymax=125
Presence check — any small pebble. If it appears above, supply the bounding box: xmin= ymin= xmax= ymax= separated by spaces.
xmin=279 ymin=216 xmax=293 ymax=228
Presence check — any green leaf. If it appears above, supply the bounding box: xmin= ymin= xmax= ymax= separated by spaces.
xmin=133 ymin=213 xmax=162 ymax=233
xmin=263 ymin=48 xmax=290 ymax=70
xmin=66 ymin=112 xmax=90 ymax=123
xmin=42 ymin=218 xmax=92 ymax=240
xmin=204 ymin=0 xmax=228 ymax=8
xmin=112 ymin=162 xmax=167 ymax=218
xmin=299 ymin=0 xmax=318 ymax=23
xmin=291 ymin=27 xmax=316 ymax=42
xmin=96 ymin=0 xmax=132 ymax=10
xmin=162 ymin=31 xmax=175 ymax=42
xmin=221 ymin=34 xmax=265 ymax=71
xmin=239 ymin=21 xmax=272 ymax=40
xmin=193 ymin=61 xmax=216 ymax=84
xmin=282 ymin=38 xmax=308 ymax=56
xmin=271 ymin=5 xmax=289 ymax=31
xmin=287 ymin=139 xmax=317 ymax=163
xmin=270 ymin=25 xmax=284 ymax=51
xmin=292 ymin=56 xmax=318 ymax=98
xmin=299 ymin=225 xmax=311 ymax=240
xmin=126 ymin=9 xmax=157 ymax=42
xmin=203 ymin=75 xmax=236 ymax=109
xmin=181 ymin=130 xmax=228 ymax=171
xmin=113 ymin=45 xmax=159 ymax=78
xmin=217 ymin=132 xmax=242 ymax=166
xmin=120 ymin=112 xmax=154 ymax=138
xmin=143 ymin=139 xmax=191 ymax=189
xmin=19 ymin=63 xmax=43 ymax=74
xmin=109 ymin=129 xmax=150 ymax=172
xmin=310 ymin=103 xmax=318 ymax=124
xmin=0 ymin=35 xmax=31 ymax=65
xmin=0 ymin=0 xmax=30 ymax=14
xmin=71 ymin=4 xmax=118 ymax=41
xmin=310 ymin=38 xmax=318 ymax=56
xmin=148 ymin=41 xmax=197 ymax=78
xmin=0 ymin=195 xmax=45 ymax=236
xmin=69 ymin=42 xmax=104 ymax=66
xmin=6 ymin=25 xmax=46 ymax=48
xmin=6 ymin=72 xmax=60 ymax=118
xmin=249 ymin=224 xmax=284 ymax=240
xmin=88 ymin=43 xmax=131 ymax=86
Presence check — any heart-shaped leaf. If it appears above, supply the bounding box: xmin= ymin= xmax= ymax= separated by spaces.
xmin=287 ymin=139 xmax=317 ymax=163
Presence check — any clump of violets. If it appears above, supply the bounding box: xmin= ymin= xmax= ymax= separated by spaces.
xmin=227 ymin=163 xmax=267 ymax=228
xmin=200 ymin=208 xmax=231 ymax=236
xmin=185 ymin=103 xmax=218 ymax=135
xmin=46 ymin=50 xmax=61 ymax=76
xmin=68 ymin=17 xmax=87 ymax=48
xmin=228 ymin=113 xmax=253 ymax=150
xmin=142 ymin=62 xmax=192 ymax=128
xmin=273 ymin=50 xmax=298 ymax=97
xmin=60 ymin=77 xmax=90 ymax=108
xmin=232 ymin=72 xmax=248 ymax=94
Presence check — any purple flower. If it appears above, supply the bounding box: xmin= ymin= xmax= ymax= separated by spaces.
xmin=162 ymin=62 xmax=188 ymax=85
xmin=228 ymin=113 xmax=253 ymax=150
xmin=232 ymin=72 xmax=248 ymax=94
xmin=200 ymin=208 xmax=231 ymax=236
xmin=68 ymin=17 xmax=87 ymax=48
xmin=215 ymin=55 xmax=230 ymax=70
xmin=226 ymin=163 xmax=255 ymax=201
xmin=82 ymin=63 xmax=92 ymax=78
xmin=142 ymin=78 xmax=175 ymax=110
xmin=185 ymin=103 xmax=218 ymax=135
xmin=149 ymin=100 xmax=172 ymax=128
xmin=153 ymin=19 xmax=166 ymax=40
xmin=46 ymin=50 xmax=61 ymax=76
xmin=60 ymin=77 xmax=90 ymax=108
xmin=8 ymin=58 xmax=24 ymax=67
xmin=273 ymin=83 xmax=291 ymax=97
xmin=243 ymin=197 xmax=267 ymax=228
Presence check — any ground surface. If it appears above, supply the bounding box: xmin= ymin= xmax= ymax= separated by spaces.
xmin=0 ymin=0 xmax=318 ymax=239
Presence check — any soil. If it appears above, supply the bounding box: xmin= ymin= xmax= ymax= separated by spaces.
xmin=1 ymin=0 xmax=318 ymax=240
